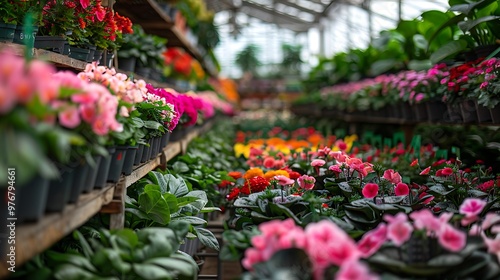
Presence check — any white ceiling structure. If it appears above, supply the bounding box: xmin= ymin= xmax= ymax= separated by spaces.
xmin=208 ymin=0 xmax=450 ymax=78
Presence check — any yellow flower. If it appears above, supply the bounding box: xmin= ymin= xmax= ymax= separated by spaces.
xmin=274 ymin=170 xmax=290 ymax=178
xmin=234 ymin=143 xmax=250 ymax=158
xmin=264 ymin=170 xmax=277 ymax=180
xmin=244 ymin=168 xmax=264 ymax=179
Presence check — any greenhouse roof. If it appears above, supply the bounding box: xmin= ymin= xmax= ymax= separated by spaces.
xmin=207 ymin=0 xmax=340 ymax=32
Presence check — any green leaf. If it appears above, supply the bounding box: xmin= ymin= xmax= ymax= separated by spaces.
xmin=200 ymin=207 xmax=222 ymax=213
xmin=46 ymin=251 xmax=96 ymax=273
xmin=269 ymin=203 xmax=302 ymax=226
xmin=53 ymin=264 xmax=98 ymax=280
xmin=408 ymin=60 xmax=432 ymax=71
xmin=145 ymin=257 xmax=196 ymax=276
xmin=172 ymin=162 xmax=190 ymax=173
xmin=139 ymin=185 xmax=171 ymax=225
xmin=164 ymin=174 xmax=189 ymax=197
xmin=194 ymin=227 xmax=220 ymax=251
xmin=176 ymin=196 xmax=199 ymax=207
xmin=163 ymin=193 xmax=180 ymax=213
xmin=172 ymin=216 xmax=207 ymax=225
xmin=430 ymin=40 xmax=467 ymax=64
xmin=172 ymin=251 xmax=199 ymax=268
xmin=458 ymin=15 xmax=500 ymax=33
xmin=144 ymin=121 xmax=162 ymax=130
xmin=370 ymin=59 xmax=398 ymax=76
xmin=428 ymin=184 xmax=456 ymax=196
xmin=132 ymin=263 xmax=175 ymax=279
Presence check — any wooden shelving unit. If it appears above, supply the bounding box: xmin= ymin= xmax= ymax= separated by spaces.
xmin=1 ymin=120 xmax=215 ymax=278
xmin=112 ymin=0 xmax=219 ymax=77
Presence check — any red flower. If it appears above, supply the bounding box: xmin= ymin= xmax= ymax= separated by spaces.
xmin=218 ymin=180 xmax=233 ymax=188
xmin=394 ymin=182 xmax=410 ymax=196
xmin=248 ymin=176 xmax=270 ymax=193
xmin=174 ymin=52 xmax=192 ymax=76
xmin=362 ymin=183 xmax=379 ymax=199
xmin=410 ymin=159 xmax=418 ymax=167
xmin=288 ymin=171 xmax=301 ymax=180
xmin=226 ymin=188 xmax=240 ymax=200
xmin=228 ymin=171 xmax=243 ymax=180
xmin=436 ymin=167 xmax=453 ymax=177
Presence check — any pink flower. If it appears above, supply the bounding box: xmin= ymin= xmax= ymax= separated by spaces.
xmin=357 ymin=223 xmax=387 ymax=257
xmin=394 ymin=182 xmax=409 ymax=196
xmin=0 ymin=85 xmax=15 ymax=114
xmin=79 ymin=0 xmax=91 ymax=8
xmin=362 ymin=183 xmax=379 ymax=199
xmin=274 ymin=175 xmax=295 ymax=186
xmin=384 ymin=213 xmax=413 ymax=246
xmin=311 ymin=159 xmax=326 ymax=167
xmin=410 ymin=209 xmax=441 ymax=233
xmin=383 ymin=169 xmax=402 ymax=184
xmin=263 ymin=157 xmax=275 ymax=169
xmin=437 ymin=167 xmax=454 ymax=176
xmin=336 ymin=260 xmax=379 ymax=280
xmin=419 ymin=166 xmax=431 ymax=175
xmin=278 ymin=227 xmax=307 ymax=248
xmin=297 ymin=175 xmax=316 ymax=190
xmin=241 ymin=248 xmax=263 ymax=270
xmin=459 ymin=198 xmax=486 ymax=218
xmin=329 ymin=165 xmax=342 ymax=174
xmin=58 ymin=106 xmax=81 ymax=128
xmin=482 ymin=213 xmax=500 ymax=230
xmin=482 ymin=234 xmax=500 ymax=261
xmin=438 ymin=224 xmax=466 ymax=252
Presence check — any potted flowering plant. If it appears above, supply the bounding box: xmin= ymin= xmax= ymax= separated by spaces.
xmin=35 ymin=0 xmax=77 ymax=53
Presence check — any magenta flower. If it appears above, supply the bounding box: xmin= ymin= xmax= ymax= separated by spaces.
xmin=329 ymin=165 xmax=342 ymax=174
xmin=438 ymin=224 xmax=466 ymax=252
xmin=482 ymin=234 xmax=500 ymax=262
xmin=459 ymin=198 xmax=486 ymax=218
xmin=394 ymin=182 xmax=409 ymax=196
xmin=297 ymin=175 xmax=316 ymax=190
xmin=383 ymin=169 xmax=402 ymax=184
xmin=384 ymin=213 xmax=413 ymax=246
xmin=362 ymin=183 xmax=379 ymax=199
xmin=357 ymin=223 xmax=387 ymax=257
xmin=336 ymin=260 xmax=379 ymax=280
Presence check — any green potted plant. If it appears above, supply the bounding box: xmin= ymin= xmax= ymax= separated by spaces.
xmin=10 ymin=1 xmax=45 ymax=45
xmin=35 ymin=0 xmax=77 ymax=54
xmin=0 ymin=1 xmax=17 ymax=42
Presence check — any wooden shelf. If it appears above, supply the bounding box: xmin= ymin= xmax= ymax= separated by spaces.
xmin=0 ymin=42 xmax=87 ymax=71
xmin=2 ymin=124 xmax=213 ymax=277
xmin=1 ymin=185 xmax=115 ymax=277
xmin=113 ymin=0 xmax=218 ymax=77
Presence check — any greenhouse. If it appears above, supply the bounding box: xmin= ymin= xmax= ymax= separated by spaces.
xmin=1 ymin=0 xmax=500 ymax=279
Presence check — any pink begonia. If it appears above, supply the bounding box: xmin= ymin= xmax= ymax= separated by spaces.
xmin=336 ymin=260 xmax=379 ymax=280
xmin=274 ymin=175 xmax=295 ymax=186
xmin=438 ymin=223 xmax=466 ymax=252
xmin=459 ymin=198 xmax=486 ymax=218
xmin=383 ymin=169 xmax=402 ymax=184
xmin=482 ymin=213 xmax=500 ymax=230
xmin=419 ymin=166 xmax=431 ymax=175
xmin=410 ymin=209 xmax=441 ymax=233
xmin=394 ymin=182 xmax=409 ymax=196
xmin=297 ymin=175 xmax=316 ymax=190
xmin=278 ymin=227 xmax=308 ymax=249
xmin=58 ymin=105 xmax=81 ymax=128
xmin=331 ymin=151 xmax=347 ymax=163
xmin=305 ymin=220 xmax=360 ymax=267
xmin=311 ymin=159 xmax=326 ymax=167
xmin=357 ymin=223 xmax=387 ymax=257
xmin=242 ymin=248 xmax=263 ymax=270
xmin=329 ymin=165 xmax=342 ymax=174
xmin=384 ymin=213 xmax=413 ymax=246
xmin=362 ymin=183 xmax=379 ymax=199
xmin=483 ymin=234 xmax=500 ymax=262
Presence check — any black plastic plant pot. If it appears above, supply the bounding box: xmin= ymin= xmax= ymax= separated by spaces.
xmin=491 ymin=106 xmax=500 ymax=124
xmin=34 ymin=36 xmax=66 ymax=54
xmin=107 ymin=146 xmax=128 ymax=183
xmin=134 ymin=144 xmax=145 ymax=166
xmin=0 ymin=23 xmax=16 ymax=42
xmin=93 ymin=49 xmax=103 ymax=63
xmin=476 ymin=101 xmax=492 ymax=123
xmin=94 ymin=147 xmax=115 ymax=188
xmin=140 ymin=139 xmax=153 ymax=163
xmin=170 ymin=127 xmax=186 ymax=142
xmin=13 ymin=25 xmax=38 ymax=44
xmin=68 ymin=46 xmax=90 ymax=61
xmin=86 ymin=45 xmax=96 ymax=63
xmin=160 ymin=132 xmax=170 ymax=150
xmin=45 ymin=168 xmax=75 ymax=212
xmin=68 ymin=160 xmax=90 ymax=203
xmin=82 ymin=155 xmax=102 ymax=193
xmin=122 ymin=146 xmax=138 ymax=175
xmin=149 ymin=137 xmax=160 ymax=160
xmin=16 ymin=174 xmax=50 ymax=223
xmin=117 ymin=56 xmax=136 ymax=72
xmin=426 ymin=100 xmax=447 ymax=122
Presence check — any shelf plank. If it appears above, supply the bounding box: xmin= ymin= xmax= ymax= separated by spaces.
xmin=164 ymin=141 xmax=182 ymax=163
xmin=123 ymin=157 xmax=161 ymax=188
xmin=0 ymin=185 xmax=115 ymax=277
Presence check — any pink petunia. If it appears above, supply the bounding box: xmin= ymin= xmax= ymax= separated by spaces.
xmin=263 ymin=157 xmax=275 ymax=169
xmin=438 ymin=224 xmax=466 ymax=252
xmin=297 ymin=175 xmax=316 ymax=190
xmin=410 ymin=209 xmax=441 ymax=233
xmin=383 ymin=169 xmax=402 ymax=184
xmin=362 ymin=183 xmax=379 ymax=199
xmin=394 ymin=182 xmax=410 ymax=196
xmin=459 ymin=198 xmax=487 ymax=218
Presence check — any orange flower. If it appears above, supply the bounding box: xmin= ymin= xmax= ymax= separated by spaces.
xmin=228 ymin=171 xmax=243 ymax=180
xmin=307 ymin=133 xmax=325 ymax=146
xmin=274 ymin=169 xmax=290 ymax=178
xmin=264 ymin=170 xmax=277 ymax=180
xmin=244 ymin=168 xmax=264 ymax=179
